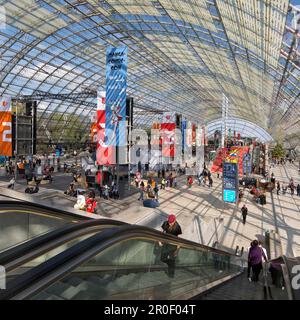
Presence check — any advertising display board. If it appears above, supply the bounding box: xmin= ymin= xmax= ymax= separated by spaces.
xmin=0 ymin=96 xmax=12 ymax=156
xmin=222 ymin=162 xmax=238 ymax=203
xmin=105 ymin=46 xmax=127 ymax=161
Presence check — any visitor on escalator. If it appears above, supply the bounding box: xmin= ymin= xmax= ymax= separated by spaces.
xmin=247 ymin=241 xmax=254 ymax=282
xmin=248 ymin=240 xmax=267 ymax=282
xmin=160 ymin=214 xmax=182 ymax=278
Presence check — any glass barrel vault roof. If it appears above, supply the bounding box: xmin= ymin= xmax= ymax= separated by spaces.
xmin=0 ymin=0 xmax=300 ymax=144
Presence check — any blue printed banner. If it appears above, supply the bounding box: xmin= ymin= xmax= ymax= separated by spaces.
xmin=242 ymin=153 xmax=251 ymax=175
xmin=182 ymin=120 xmax=186 ymax=154
xmin=105 ymin=46 xmax=127 ymax=147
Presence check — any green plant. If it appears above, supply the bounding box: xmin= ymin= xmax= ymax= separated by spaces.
xmin=271 ymin=143 xmax=285 ymax=159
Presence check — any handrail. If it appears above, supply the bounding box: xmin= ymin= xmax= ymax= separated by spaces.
xmin=0 ymin=219 xmax=126 ymax=271
xmin=0 ymin=200 xmax=90 ymax=221
xmin=0 ymin=224 xmax=244 ymax=300
xmin=264 ymin=255 xmax=294 ymax=300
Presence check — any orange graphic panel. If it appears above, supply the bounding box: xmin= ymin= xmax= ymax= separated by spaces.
xmin=0 ymin=112 xmax=12 ymax=156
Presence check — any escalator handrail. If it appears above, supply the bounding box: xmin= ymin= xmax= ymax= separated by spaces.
xmin=0 ymin=224 xmax=244 ymax=300
xmin=0 ymin=200 xmax=90 ymax=221
xmin=260 ymin=255 xmax=294 ymax=300
xmin=0 ymin=219 xmax=126 ymax=267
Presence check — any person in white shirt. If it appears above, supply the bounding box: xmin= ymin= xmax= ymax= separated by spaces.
xmin=258 ymin=241 xmax=268 ymax=262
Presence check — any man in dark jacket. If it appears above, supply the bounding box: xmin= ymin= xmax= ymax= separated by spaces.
xmin=160 ymin=214 xmax=182 ymax=278
xmin=241 ymin=205 xmax=248 ymax=225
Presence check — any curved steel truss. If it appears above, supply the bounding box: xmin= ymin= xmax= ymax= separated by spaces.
xmin=0 ymin=0 xmax=299 ymax=144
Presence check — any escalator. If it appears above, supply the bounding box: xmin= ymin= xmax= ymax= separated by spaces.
xmin=0 ymin=200 xmax=91 ymax=252
xmin=0 ymin=222 xmax=294 ymax=300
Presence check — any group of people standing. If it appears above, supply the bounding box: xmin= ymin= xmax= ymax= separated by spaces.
xmin=276 ymin=178 xmax=300 ymax=196
xmin=137 ymin=178 xmax=159 ymax=201
xmin=197 ymin=168 xmax=213 ymax=188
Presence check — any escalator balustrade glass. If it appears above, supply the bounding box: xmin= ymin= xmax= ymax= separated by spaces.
xmin=33 ymin=237 xmax=242 ymax=300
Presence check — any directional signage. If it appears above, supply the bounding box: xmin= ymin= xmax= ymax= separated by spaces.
xmin=222 ymin=162 xmax=238 ymax=203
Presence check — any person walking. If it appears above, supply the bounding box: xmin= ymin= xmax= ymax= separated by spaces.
xmin=187 ymin=176 xmax=193 ymax=188
xmin=248 ymin=240 xmax=267 ymax=282
xmin=161 ymin=178 xmax=166 ymax=190
xmin=276 ymin=181 xmax=281 ymax=195
xmin=173 ymin=176 xmax=177 ymax=188
xmin=153 ymin=183 xmax=159 ymax=201
xmin=138 ymin=181 xmax=145 ymax=201
xmin=241 ymin=204 xmax=248 ymax=225
xmin=160 ymin=214 xmax=182 ymax=278
xmin=208 ymin=176 xmax=213 ymax=188
xmin=290 ymin=181 xmax=295 ymax=195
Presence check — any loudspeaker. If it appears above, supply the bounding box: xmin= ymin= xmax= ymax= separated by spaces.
xmin=126 ymin=97 xmax=133 ymax=127
xmin=25 ymin=102 xmax=33 ymax=116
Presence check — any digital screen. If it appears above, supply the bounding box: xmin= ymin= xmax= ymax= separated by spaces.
xmin=223 ymin=177 xmax=236 ymax=189
xmin=223 ymin=189 xmax=237 ymax=203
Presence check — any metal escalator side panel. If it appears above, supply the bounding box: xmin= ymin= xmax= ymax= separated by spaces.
xmin=0 ymin=225 xmax=243 ymax=300
xmin=0 ymin=218 xmax=126 ymax=267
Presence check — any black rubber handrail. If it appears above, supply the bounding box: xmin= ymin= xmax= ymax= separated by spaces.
xmin=0 ymin=219 xmax=126 ymax=269
xmin=0 ymin=200 xmax=89 ymax=221
xmin=0 ymin=224 xmax=243 ymax=300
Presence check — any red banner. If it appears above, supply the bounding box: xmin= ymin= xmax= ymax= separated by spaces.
xmin=160 ymin=112 xmax=176 ymax=158
xmin=0 ymin=97 xmax=12 ymax=156
xmin=96 ymin=92 xmax=116 ymax=165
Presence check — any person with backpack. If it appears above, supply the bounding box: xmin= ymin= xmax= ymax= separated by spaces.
xmin=248 ymin=239 xmax=267 ymax=282
xmin=241 ymin=204 xmax=248 ymax=225
xmin=160 ymin=214 xmax=182 ymax=278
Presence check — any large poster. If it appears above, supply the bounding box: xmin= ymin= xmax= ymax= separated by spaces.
xmin=0 ymin=96 xmax=12 ymax=156
xmin=96 ymin=91 xmax=116 ymax=165
xmin=105 ymin=46 xmax=127 ymax=164
xmin=161 ymin=112 xmax=175 ymax=158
